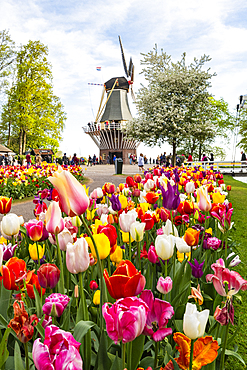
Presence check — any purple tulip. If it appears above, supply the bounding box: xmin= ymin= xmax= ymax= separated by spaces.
xmin=2 ymin=243 xmax=18 ymax=261
xmin=42 ymin=293 xmax=70 ymax=317
xmin=188 ymin=258 xmax=204 ymax=279
xmin=32 ymin=325 xmax=82 ymax=370
xmin=108 ymin=194 xmax=122 ymax=211
xmin=140 ymin=290 xmax=174 ymax=342
xmin=160 ymin=182 xmax=180 ymax=210
xmin=102 ymin=296 xmax=149 ymax=344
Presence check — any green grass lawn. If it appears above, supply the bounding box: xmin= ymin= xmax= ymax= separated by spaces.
xmin=223 ymin=175 xmax=247 ymax=370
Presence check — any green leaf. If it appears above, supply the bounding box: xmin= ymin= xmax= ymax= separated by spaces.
xmin=73 ymin=320 xmax=95 ymax=343
xmin=14 ymin=341 xmax=25 ymax=370
xmin=0 ymin=327 xmax=11 ymax=368
xmin=129 ymin=334 xmax=145 ymax=370
xmin=0 ymin=285 xmax=11 ymax=321
xmin=169 ymin=356 xmax=180 ymax=370
xmin=225 ymin=349 xmax=246 ymax=366
xmin=139 ymin=356 xmax=154 ymax=369
xmin=35 ymin=320 xmax=45 ymax=338
xmin=33 ymin=285 xmax=42 ymax=318
xmin=110 ymin=353 xmax=121 ymax=370
xmin=94 ymin=331 xmax=112 ymax=370
xmin=0 ymin=312 xmax=9 ymax=328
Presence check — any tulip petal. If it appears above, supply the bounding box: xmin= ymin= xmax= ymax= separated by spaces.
xmin=54 ymin=347 xmax=83 ymax=370
xmin=32 ymin=339 xmax=54 ymax=370
xmin=125 ymin=273 xmax=146 ymax=297
xmin=108 ymin=275 xmax=130 ymax=299
xmin=152 ymin=327 xmax=172 ymax=342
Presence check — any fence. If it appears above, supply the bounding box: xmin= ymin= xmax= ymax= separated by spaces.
xmin=184 ymin=160 xmax=247 ymax=173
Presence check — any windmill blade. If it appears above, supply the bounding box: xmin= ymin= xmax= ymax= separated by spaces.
xmin=118 ymin=35 xmax=129 ymax=77
xmin=128 ymin=57 xmax=133 ymax=78
xmin=130 ymin=64 xmax=134 ymax=83
xmin=131 ymin=85 xmax=136 ymax=102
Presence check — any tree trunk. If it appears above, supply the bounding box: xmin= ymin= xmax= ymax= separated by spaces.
xmin=19 ymin=129 xmax=23 ymax=155
xmin=23 ymin=130 xmax=26 ymax=154
xmin=199 ymin=143 xmax=202 ymax=161
xmin=172 ymin=138 xmax=176 ymax=166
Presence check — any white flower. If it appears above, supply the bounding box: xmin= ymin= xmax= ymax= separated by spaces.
xmin=162 ymin=219 xmax=178 ymax=237
xmin=175 ymin=237 xmax=191 ymax=253
xmin=130 ymin=221 xmax=146 ymax=241
xmin=183 ymin=303 xmax=209 ymax=339
xmin=155 ymin=234 xmax=175 ymax=260
xmin=1 ymin=213 xmax=20 ymax=237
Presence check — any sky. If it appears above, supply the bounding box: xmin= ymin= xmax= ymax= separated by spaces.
xmin=1 ymin=0 xmax=247 ymax=160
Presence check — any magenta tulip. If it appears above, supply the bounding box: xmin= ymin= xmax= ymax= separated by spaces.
xmin=42 ymin=293 xmax=70 ymax=317
xmin=140 ymin=290 xmax=174 ymax=342
xmin=25 ymin=219 xmax=43 ymax=242
xmin=102 ymin=296 xmax=149 ymax=344
xmin=48 ymin=169 xmax=89 ymax=216
xmin=45 ymin=201 xmax=65 ymax=235
xmin=157 ymin=276 xmax=173 ymax=294
xmin=32 ymin=325 xmax=82 ymax=370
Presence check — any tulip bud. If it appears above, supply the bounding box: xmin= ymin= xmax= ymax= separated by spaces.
xmin=157 ymin=276 xmax=173 ymax=294
xmin=93 ymin=290 xmax=100 ymax=305
xmin=45 ymin=202 xmax=65 ymax=235
xmin=1 ymin=213 xmax=20 ymax=237
xmin=89 ymin=280 xmax=99 ymax=290
xmin=74 ymin=285 xmax=79 ymax=298
xmin=42 ymin=293 xmax=70 ymax=317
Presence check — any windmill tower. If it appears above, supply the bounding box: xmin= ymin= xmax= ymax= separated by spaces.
xmin=82 ymin=36 xmax=140 ymax=164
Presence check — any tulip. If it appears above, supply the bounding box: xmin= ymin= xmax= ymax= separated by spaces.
xmin=89 ymin=280 xmax=98 ymax=290
xmin=188 ymin=259 xmax=204 ymax=278
xmin=142 ymin=213 xmax=155 ymax=231
xmin=175 ymin=237 xmax=191 ymax=253
xmin=155 ymin=235 xmax=174 ymax=260
xmin=197 ymin=186 xmax=211 ymax=212
xmin=8 ymin=300 xmax=38 ymax=343
xmin=188 ymin=284 xmax=203 ymax=305
xmin=147 ymin=244 xmax=159 ymax=264
xmin=37 ymin=263 xmax=60 ymax=289
xmin=42 ymin=293 xmax=70 ymax=317
xmin=185 ymin=181 xmax=195 ymax=194
xmin=45 ymin=201 xmax=65 ymax=235
xmin=96 ymin=204 xmax=109 ymax=217
xmin=1 ymin=213 xmax=20 ymax=237
xmin=93 ymin=290 xmax=100 ymax=305
xmin=26 ymin=271 xmax=46 ymax=300
xmin=48 ymin=168 xmax=89 ymax=216
xmin=102 ymin=296 xmax=149 ymax=344
xmin=55 ymin=227 xmax=73 ymax=251
xmin=130 ymin=221 xmax=146 ymax=242
xmin=1 ymin=242 xmax=17 ymax=261
xmin=97 ymin=224 xmax=117 ymax=249
xmin=104 ymin=182 xmax=115 ymax=194
xmin=212 ymin=191 xmax=225 ymax=204
xmin=143 ymin=192 xmax=159 ymax=204
xmin=110 ymin=245 xmax=124 ymax=265
xmin=0 ymin=196 xmax=12 ymax=214
xmin=132 ymin=188 xmax=141 ymax=197
xmin=160 ymin=182 xmax=180 ymax=210
xmin=108 ymin=194 xmax=122 ymax=211
xmin=184 ymin=228 xmax=200 ymax=247
xmin=119 ymin=210 xmax=137 ymax=233
xmin=0 ymin=257 xmax=27 ymax=290
xmin=29 ymin=243 xmax=45 ymax=261
xmin=204 ymin=236 xmax=221 ymax=250
xmin=157 ymin=276 xmax=173 ymax=294
xmin=162 ymin=219 xmax=178 ymax=237
xmin=104 ymin=260 xmax=146 ymax=299
xmin=66 ymin=238 xmax=90 ymax=274
xmin=85 ymin=233 xmax=111 ymax=260
xmin=33 ymin=325 xmax=82 ymax=370
xmin=140 ymin=290 xmax=174 ymax=341
xmin=214 ymin=300 xmax=234 ymax=326
xmin=183 ymin=302 xmax=209 ymax=339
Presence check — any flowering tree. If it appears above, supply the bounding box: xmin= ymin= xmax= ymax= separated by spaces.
xmin=124 ymin=48 xmax=216 ymax=164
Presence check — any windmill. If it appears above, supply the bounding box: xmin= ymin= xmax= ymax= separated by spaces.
xmin=82 ymin=36 xmax=139 ymax=164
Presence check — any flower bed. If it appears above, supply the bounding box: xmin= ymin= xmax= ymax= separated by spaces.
xmin=0 ymin=163 xmax=84 ymax=199
xmin=0 ymin=165 xmax=245 ymax=370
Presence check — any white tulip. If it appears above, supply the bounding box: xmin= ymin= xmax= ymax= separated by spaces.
xmin=162 ymin=219 xmax=178 ymax=237
xmin=119 ymin=210 xmax=137 ymax=233
xmin=183 ymin=303 xmax=209 ymax=339
xmin=185 ymin=181 xmax=195 ymax=194
xmin=100 ymin=214 xmax=108 ymax=224
xmin=1 ymin=213 xmax=20 ymax=237
xmin=155 ymin=234 xmax=174 ymax=260
xmin=144 ymin=179 xmax=155 ymax=191
xmin=130 ymin=221 xmax=146 ymax=241
xmin=175 ymin=237 xmax=191 ymax=253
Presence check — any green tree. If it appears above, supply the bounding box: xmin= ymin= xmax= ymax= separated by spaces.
xmin=124 ymin=48 xmax=215 ymax=165
xmin=0 ymin=30 xmax=16 ymax=93
xmin=0 ymin=40 xmax=66 ymax=154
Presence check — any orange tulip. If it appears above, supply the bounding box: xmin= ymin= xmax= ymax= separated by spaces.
xmin=188 ymin=284 xmax=203 ymax=305
xmin=0 ymin=257 xmax=27 ymax=291
xmin=184 ymin=228 xmax=200 ymax=247
xmin=164 ymin=332 xmax=219 ymax=370
xmin=143 ymin=192 xmax=159 ymax=204
xmin=0 ymin=196 xmax=12 ymax=214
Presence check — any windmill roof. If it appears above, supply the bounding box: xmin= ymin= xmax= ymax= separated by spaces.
xmin=105 ymin=77 xmax=129 ymax=92
xmin=100 ymin=89 xmax=132 ymax=122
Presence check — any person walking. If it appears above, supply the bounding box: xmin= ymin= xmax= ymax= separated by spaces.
xmin=26 ymin=153 xmax=31 ymax=168
xmin=209 ymin=153 xmax=214 ymax=165
xmin=241 ymin=151 xmax=246 ymax=170
xmin=138 ymin=153 xmax=144 ymax=171
xmin=187 ymin=153 xmax=193 ymax=162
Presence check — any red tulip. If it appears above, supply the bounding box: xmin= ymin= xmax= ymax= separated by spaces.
xmin=144 ymin=192 xmax=159 ymax=204
xmin=26 ymin=271 xmax=46 ymax=299
xmin=104 ymin=260 xmax=146 ymax=299
xmin=141 ymin=213 xmax=155 ymax=231
xmin=0 ymin=196 xmax=12 ymax=214
xmin=126 ymin=176 xmax=135 ymax=187
xmin=37 ymin=263 xmax=60 ymax=289
xmin=97 ymin=224 xmax=117 ymax=250
xmin=0 ymin=257 xmax=27 ymax=291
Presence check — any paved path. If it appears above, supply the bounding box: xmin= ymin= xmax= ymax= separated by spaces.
xmin=9 ymin=164 xmax=142 ymax=222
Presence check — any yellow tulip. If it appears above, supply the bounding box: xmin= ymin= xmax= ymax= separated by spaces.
xmin=119 ymin=194 xmax=128 ymax=209
xmin=85 ymin=234 xmax=110 ymax=260
xmin=177 ymin=250 xmax=191 ymax=263
xmin=212 ymin=192 xmax=225 ymax=204
xmin=139 ymin=203 xmax=149 ymax=213
xmin=110 ymin=245 xmax=124 ymax=265
xmin=205 ymin=228 xmax=212 ymax=235
xmin=91 ymin=219 xmax=106 ymax=234
xmin=120 ymin=231 xmax=134 ymax=244
xmin=29 ymin=243 xmax=45 ymax=260
xmin=93 ymin=290 xmax=100 ymax=305
xmin=86 ymin=209 xmax=96 ymax=221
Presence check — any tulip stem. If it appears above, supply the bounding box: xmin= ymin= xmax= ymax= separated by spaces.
xmin=79 ymin=215 xmax=107 ymax=332
xmin=137 ymin=241 xmax=141 ymax=270
xmin=225 ymin=233 xmax=228 ymax=261
xmin=24 ymin=342 xmax=29 ymax=370
xmin=36 ymin=242 xmax=41 ymax=269
xmin=165 ymin=259 xmax=167 ymax=277
xmin=122 ymin=342 xmax=126 ymax=370
xmin=55 ymin=234 xmax=65 ymax=294
xmin=129 ymin=233 xmax=132 ymax=261
xmin=220 ymin=322 xmax=230 ymax=370
xmin=189 ymin=338 xmax=194 ymax=370
xmin=154 ymin=341 xmax=159 ymax=369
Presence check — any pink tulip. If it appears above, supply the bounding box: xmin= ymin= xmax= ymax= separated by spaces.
xmin=157 ymin=276 xmax=173 ymax=294
xmin=25 ymin=219 xmax=43 ymax=242
xmin=140 ymin=290 xmax=174 ymax=341
xmin=66 ymin=238 xmax=90 ymax=274
xmin=32 ymin=325 xmax=82 ymax=370
xmin=147 ymin=244 xmax=159 ymax=264
xmin=42 ymin=293 xmax=70 ymax=317
xmin=206 ymin=260 xmax=247 ymax=297
xmin=48 ymin=169 xmax=89 ymax=217
xmin=57 ymin=228 xmax=73 ymax=251
xmin=45 ymin=202 xmax=65 ymax=235
xmin=102 ymin=296 xmax=149 ymax=344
